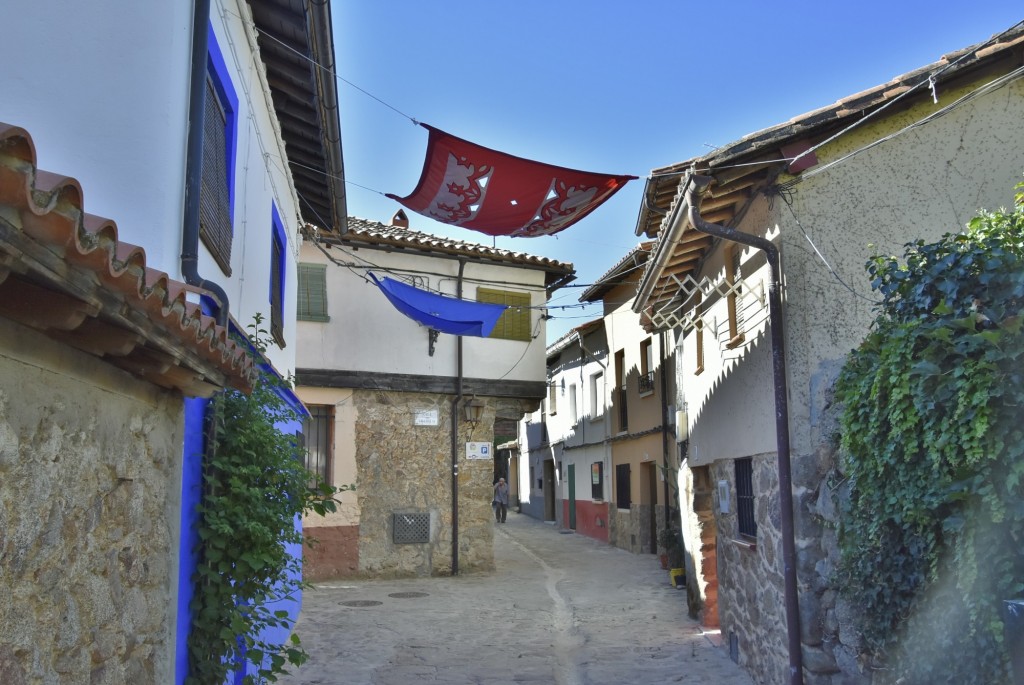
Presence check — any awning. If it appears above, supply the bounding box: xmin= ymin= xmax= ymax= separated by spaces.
xmin=369 ymin=273 xmax=508 ymax=337
xmin=387 ymin=124 xmax=636 ymax=237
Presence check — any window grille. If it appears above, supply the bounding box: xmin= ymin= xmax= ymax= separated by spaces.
xmin=302 ymin=405 xmax=333 ymax=484
xmin=638 ymin=372 xmax=655 ymax=394
xmin=735 ymin=457 xmax=756 ymax=538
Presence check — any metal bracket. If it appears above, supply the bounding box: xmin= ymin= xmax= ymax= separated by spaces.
xmin=428 ymin=327 xmax=439 ymax=356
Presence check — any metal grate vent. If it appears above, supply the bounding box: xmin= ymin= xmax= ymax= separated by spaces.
xmin=393 ymin=513 xmax=430 ymax=544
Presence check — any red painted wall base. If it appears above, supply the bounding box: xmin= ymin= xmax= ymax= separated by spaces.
xmin=563 ymin=500 xmax=609 ymax=543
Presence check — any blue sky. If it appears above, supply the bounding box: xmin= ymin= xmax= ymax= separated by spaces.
xmin=331 ymin=2 xmax=1022 ymax=343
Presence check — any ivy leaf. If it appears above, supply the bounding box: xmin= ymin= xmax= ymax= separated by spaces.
xmin=910 ymin=360 xmax=942 ymax=377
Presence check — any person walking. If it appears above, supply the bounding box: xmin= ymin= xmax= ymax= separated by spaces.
xmin=492 ymin=477 xmax=509 ymax=523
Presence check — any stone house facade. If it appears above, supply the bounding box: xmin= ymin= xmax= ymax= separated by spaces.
xmin=631 ymin=25 xmax=1024 ymax=685
xmin=295 ymin=213 xmax=574 ymax=578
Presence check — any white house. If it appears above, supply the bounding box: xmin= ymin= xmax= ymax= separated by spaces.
xmin=294 ymin=212 xmax=575 ymax=577
xmin=632 ymin=23 xmax=1024 ymax=685
xmin=0 ymin=1 xmax=346 ymax=682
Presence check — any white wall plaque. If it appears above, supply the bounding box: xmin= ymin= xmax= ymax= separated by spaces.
xmin=466 ymin=442 xmax=492 ymax=460
xmin=414 ymin=409 xmax=439 ymax=426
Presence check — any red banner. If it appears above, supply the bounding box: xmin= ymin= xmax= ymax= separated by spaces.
xmin=387 ymin=124 xmax=636 ymax=237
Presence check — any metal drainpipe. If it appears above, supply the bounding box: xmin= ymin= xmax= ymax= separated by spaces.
xmin=451 ymin=259 xmax=466 ymax=575
xmin=182 ymin=0 xmax=230 ymax=327
xmin=684 ymin=174 xmax=804 ymax=685
xmin=659 ymin=330 xmax=671 ymax=530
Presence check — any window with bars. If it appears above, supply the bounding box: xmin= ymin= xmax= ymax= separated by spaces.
xmin=476 ymin=287 xmax=532 ymax=341
xmin=200 ymin=32 xmax=238 ymax=277
xmin=638 ymin=338 xmax=655 ymax=394
xmin=298 ymin=263 xmax=329 ymax=321
xmin=302 ymin=405 xmax=333 ymax=484
xmin=735 ymin=457 xmax=756 ymax=539
xmin=615 ymin=463 xmax=631 ymax=510
xmin=548 ymin=378 xmax=558 ymax=415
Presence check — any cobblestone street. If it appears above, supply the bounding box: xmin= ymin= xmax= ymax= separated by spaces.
xmin=280 ymin=513 xmax=754 ymax=685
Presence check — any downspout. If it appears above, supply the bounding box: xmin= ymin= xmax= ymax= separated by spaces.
xmin=182 ymin=0 xmax=230 ymax=327
xmin=684 ymin=174 xmax=803 ymax=685
xmin=451 ymin=259 xmax=466 ymax=575
xmin=659 ymin=330 xmax=671 ymax=530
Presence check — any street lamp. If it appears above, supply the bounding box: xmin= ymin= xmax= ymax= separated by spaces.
xmin=463 ymin=397 xmax=485 ymax=423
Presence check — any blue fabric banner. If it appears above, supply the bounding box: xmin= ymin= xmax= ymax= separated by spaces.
xmin=369 ymin=273 xmax=509 ymax=337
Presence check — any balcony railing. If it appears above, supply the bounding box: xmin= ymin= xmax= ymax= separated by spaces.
xmin=638 ymin=371 xmax=655 ymax=395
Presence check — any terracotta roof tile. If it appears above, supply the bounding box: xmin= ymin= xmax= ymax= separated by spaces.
xmin=0 ymin=123 xmax=256 ymax=396
xmin=338 ymin=216 xmax=575 ymax=285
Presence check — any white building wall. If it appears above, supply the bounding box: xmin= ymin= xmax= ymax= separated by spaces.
xmin=297 ymin=243 xmax=549 ymax=384
xmin=0 ymin=0 xmax=303 ymax=375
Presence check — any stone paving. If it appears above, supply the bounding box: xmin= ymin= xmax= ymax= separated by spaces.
xmin=279 ymin=512 xmax=755 ymax=685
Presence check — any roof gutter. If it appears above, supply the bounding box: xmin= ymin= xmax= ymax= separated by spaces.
xmin=305 ymin=0 xmax=348 ymax=234
xmin=682 ymin=173 xmax=804 ymax=685
xmin=182 ymin=0 xmax=230 ymax=327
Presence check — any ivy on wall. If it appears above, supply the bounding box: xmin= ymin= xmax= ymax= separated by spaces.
xmin=834 ymin=182 xmax=1024 ymax=684
xmin=186 ymin=316 xmax=342 ymax=684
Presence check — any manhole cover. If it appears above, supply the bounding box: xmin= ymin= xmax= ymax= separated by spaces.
xmin=339 ymin=600 xmax=382 ymax=607
xmin=388 ymin=592 xmax=429 ymax=599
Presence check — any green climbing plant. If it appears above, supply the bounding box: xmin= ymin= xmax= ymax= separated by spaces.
xmin=834 ymin=182 xmax=1024 ymax=684
xmin=186 ymin=315 xmax=344 ymax=684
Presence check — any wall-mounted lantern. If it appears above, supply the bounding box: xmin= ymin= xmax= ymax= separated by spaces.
xmin=463 ymin=397 xmax=485 ymax=423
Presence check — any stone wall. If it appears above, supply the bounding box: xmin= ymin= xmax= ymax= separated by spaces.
xmin=608 ymin=503 xmax=655 ymax=554
xmin=354 ymin=389 xmax=496 ymax=577
xmin=0 ymin=322 xmax=183 ymax=684
xmin=713 ymin=453 xmax=790 ymax=685
xmin=710 ymin=440 xmax=870 ymax=685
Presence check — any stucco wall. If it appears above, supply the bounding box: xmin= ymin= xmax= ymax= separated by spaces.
xmin=0 ymin=321 xmax=184 ymax=684
xmin=296 ymin=243 xmax=549 ymax=385
xmin=0 ymin=1 xmax=303 ymax=378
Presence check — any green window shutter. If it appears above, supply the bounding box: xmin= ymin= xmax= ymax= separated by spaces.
xmin=476 ymin=287 xmax=531 ymax=341
xmin=297 ymin=263 xmax=329 ymax=321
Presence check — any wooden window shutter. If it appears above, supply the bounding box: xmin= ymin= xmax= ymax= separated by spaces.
xmin=476 ymin=287 xmax=532 ymax=341
xmin=298 ymin=263 xmax=329 ymax=321
xmin=200 ymin=77 xmax=233 ymax=275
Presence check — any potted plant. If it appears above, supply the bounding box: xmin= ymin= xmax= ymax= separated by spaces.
xmin=657 ymin=527 xmax=686 ymax=587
